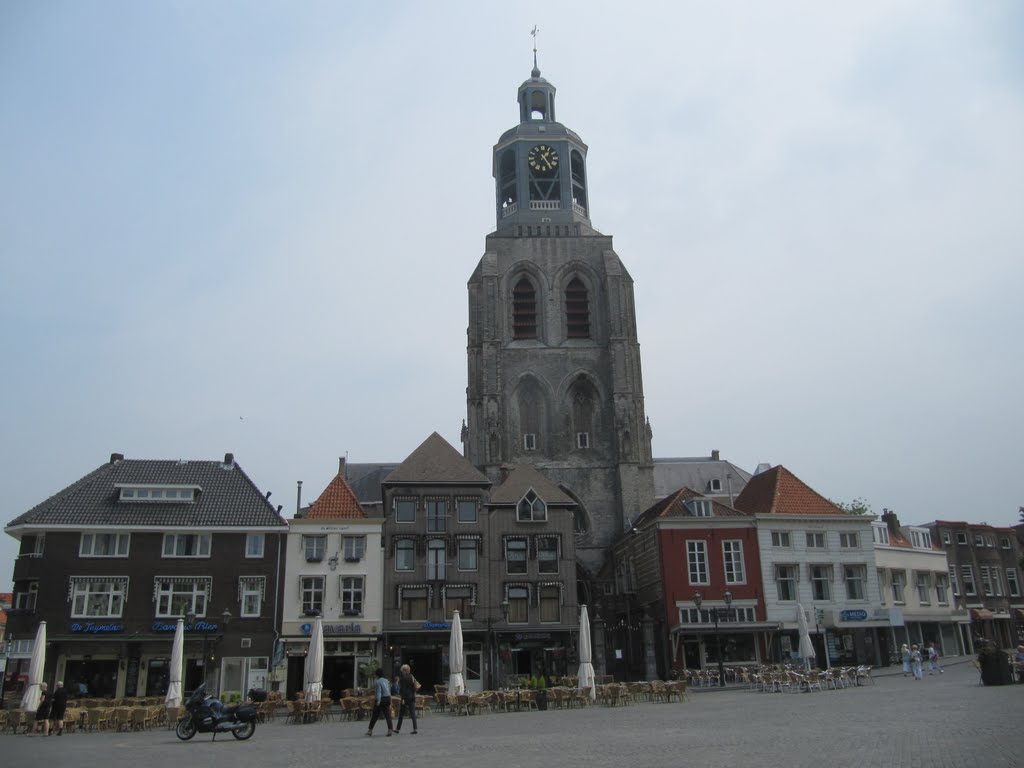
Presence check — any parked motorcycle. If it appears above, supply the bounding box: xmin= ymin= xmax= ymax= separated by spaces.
xmin=175 ymin=682 xmax=258 ymax=741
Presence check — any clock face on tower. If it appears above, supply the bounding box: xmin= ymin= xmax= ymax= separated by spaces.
xmin=528 ymin=144 xmax=559 ymax=173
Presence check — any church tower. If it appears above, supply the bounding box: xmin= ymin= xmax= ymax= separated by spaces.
xmin=465 ymin=60 xmax=656 ymax=581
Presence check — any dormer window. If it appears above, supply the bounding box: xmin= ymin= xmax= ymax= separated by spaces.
xmin=118 ymin=485 xmax=197 ymax=502
xmin=688 ymin=500 xmax=713 ymax=517
xmin=708 ymin=479 xmax=723 ymax=493
xmin=872 ymin=524 xmax=890 ymax=545
xmin=517 ymin=490 xmax=547 ymax=522
xmin=910 ymin=529 xmax=932 ymax=549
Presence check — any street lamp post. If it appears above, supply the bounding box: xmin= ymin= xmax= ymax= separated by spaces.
xmin=0 ymin=635 xmax=11 ymax=708
xmin=693 ymin=590 xmax=732 ymax=688
xmin=469 ymin=598 xmax=509 ymax=689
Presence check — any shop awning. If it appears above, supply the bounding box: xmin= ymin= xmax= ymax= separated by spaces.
xmin=670 ymin=622 xmax=781 ymax=635
xmin=971 ymin=608 xmax=994 ymax=620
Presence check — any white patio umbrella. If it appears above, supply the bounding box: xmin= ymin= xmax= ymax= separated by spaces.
xmin=20 ymin=620 xmax=46 ymax=712
xmin=303 ymin=616 xmax=324 ymax=702
xmin=448 ymin=610 xmax=465 ymax=695
xmin=576 ymin=605 xmax=596 ymax=701
xmin=164 ymin=617 xmax=184 ymax=710
xmin=797 ymin=604 xmax=816 ymax=670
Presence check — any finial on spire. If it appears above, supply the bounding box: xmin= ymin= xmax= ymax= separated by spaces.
xmin=530 ymin=25 xmax=540 ymax=77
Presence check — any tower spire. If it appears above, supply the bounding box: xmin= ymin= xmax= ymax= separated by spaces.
xmin=530 ymin=25 xmax=540 ymax=77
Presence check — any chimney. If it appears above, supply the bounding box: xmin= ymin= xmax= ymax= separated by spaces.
xmin=223 ymin=452 xmax=234 ymax=467
xmin=109 ymin=452 xmax=124 ymax=464
xmin=882 ymin=508 xmax=900 ymax=535
xmin=499 ymin=464 xmax=510 ymax=484
xmin=339 ymin=456 xmax=346 ymax=476
xmin=711 ymin=450 xmax=720 ymax=461
xmin=296 ymin=480 xmax=303 ymax=515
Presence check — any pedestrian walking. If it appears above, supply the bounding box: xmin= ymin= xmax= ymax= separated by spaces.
xmin=49 ymin=681 xmax=68 ymax=735
xmin=901 ymin=644 xmax=911 ymax=677
xmin=366 ymin=668 xmax=394 ymax=737
xmin=32 ymin=682 xmax=52 ymax=735
xmin=910 ymin=644 xmax=924 ymax=680
xmin=393 ymin=663 xmax=420 ymax=735
xmin=927 ymin=643 xmax=943 ymax=675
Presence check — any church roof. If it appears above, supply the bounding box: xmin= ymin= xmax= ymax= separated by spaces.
xmin=304 ymin=471 xmax=366 ymax=520
xmin=732 ymin=465 xmax=847 ymax=517
xmin=489 ymin=464 xmax=575 ymax=506
xmin=384 ymin=433 xmax=490 ymax=486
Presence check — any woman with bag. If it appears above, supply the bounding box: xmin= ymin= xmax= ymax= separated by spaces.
xmin=393 ymin=664 xmax=419 ymax=735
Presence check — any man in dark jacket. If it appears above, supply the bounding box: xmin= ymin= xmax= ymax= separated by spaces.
xmin=50 ymin=681 xmax=69 ymax=735
xmin=393 ymin=664 xmax=419 ymax=735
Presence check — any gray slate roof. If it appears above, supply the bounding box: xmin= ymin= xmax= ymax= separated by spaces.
xmin=5 ymin=455 xmax=288 ymax=530
xmin=344 ymin=463 xmax=400 ymax=504
xmin=489 ymin=464 xmax=575 ymax=506
xmin=384 ymin=433 xmax=490 ymax=486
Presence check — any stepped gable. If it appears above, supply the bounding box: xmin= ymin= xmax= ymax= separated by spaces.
xmin=385 ymin=432 xmax=490 ymax=485
xmin=733 ymin=465 xmax=847 ymax=517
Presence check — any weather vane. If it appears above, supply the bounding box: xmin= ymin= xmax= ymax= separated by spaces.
xmin=531 ymin=25 xmax=539 ymax=71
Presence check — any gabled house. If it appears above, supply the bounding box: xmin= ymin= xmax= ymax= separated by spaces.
xmin=280 ymin=458 xmax=384 ymax=697
xmin=734 ymin=465 xmax=885 ymax=667
xmin=4 ymin=452 xmax=287 ymax=699
xmin=610 ymin=487 xmax=767 ymax=681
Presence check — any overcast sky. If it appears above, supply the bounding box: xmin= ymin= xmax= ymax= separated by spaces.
xmin=2 ymin=2 xmax=1022 ymax=589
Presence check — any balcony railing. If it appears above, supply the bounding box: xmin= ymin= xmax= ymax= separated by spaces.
xmin=529 ymin=200 xmax=560 ymax=210
xmin=501 ymin=202 xmax=519 ymax=217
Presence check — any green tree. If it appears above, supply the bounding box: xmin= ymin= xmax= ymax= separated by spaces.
xmin=832 ymin=497 xmax=872 ymax=515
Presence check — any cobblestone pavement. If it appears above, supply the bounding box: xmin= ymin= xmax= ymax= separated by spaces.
xmin=3 ymin=662 xmax=1021 ymax=768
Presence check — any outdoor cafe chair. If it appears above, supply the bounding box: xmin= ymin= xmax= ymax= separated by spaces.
xmin=87 ymin=707 xmax=112 ymax=731
xmin=415 ymin=694 xmax=433 ymax=716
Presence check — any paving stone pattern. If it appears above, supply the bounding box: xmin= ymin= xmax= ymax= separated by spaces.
xmin=3 ymin=663 xmax=1021 ymax=768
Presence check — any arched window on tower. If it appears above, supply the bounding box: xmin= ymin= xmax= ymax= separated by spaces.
xmin=565 ymin=277 xmax=590 ymax=339
xmin=567 ymin=376 xmax=598 ymax=450
xmin=571 ymin=150 xmax=587 ymax=215
xmin=512 ymin=277 xmax=538 ymax=340
xmin=499 ymin=150 xmax=517 ymax=211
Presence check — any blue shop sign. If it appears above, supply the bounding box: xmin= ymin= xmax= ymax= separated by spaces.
xmin=151 ymin=621 xmax=220 ymax=632
xmin=422 ymin=621 xmax=450 ymax=630
xmin=840 ymin=609 xmax=868 ymax=621
xmin=71 ymin=622 xmax=124 ymax=634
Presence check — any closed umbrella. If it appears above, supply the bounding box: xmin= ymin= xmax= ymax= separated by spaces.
xmin=797 ymin=604 xmax=816 ymax=670
xmin=21 ymin=620 xmax=46 ymax=712
xmin=576 ymin=605 xmax=596 ymax=701
xmin=165 ymin=617 xmax=184 ymax=710
xmin=448 ymin=610 xmax=465 ymax=695
xmin=304 ymin=616 xmax=324 ymax=702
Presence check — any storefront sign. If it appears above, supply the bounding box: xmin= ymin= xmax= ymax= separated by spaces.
xmin=839 ymin=610 xmax=868 ymax=622
xmin=513 ymin=632 xmax=552 ymax=641
xmin=70 ymin=622 xmax=124 ymax=634
xmin=151 ymin=621 xmax=220 ymax=632
xmin=301 ymin=622 xmax=363 ymax=635
xmin=422 ymin=621 xmax=450 ymax=630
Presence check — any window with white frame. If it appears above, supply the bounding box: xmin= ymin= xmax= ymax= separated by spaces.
xmin=300 ymin=576 xmax=324 ymax=615
xmin=949 ymin=566 xmax=959 ymax=596
xmin=974 ymin=534 xmax=984 ymax=547
xmin=340 ymin=576 xmax=364 ymax=615
xmin=539 ymin=585 xmax=560 ymax=622
xmin=916 ymin=572 xmax=931 ymax=604
xmin=20 ymin=534 xmax=44 ymax=557
xmin=343 ymin=536 xmax=365 ymax=562
xmin=687 ymin=541 xmax=708 ymax=585
xmin=935 ymin=573 xmax=949 ymax=604
xmin=992 ymin=568 xmax=1004 ymax=596
xmin=872 ymin=525 xmax=889 ymax=545
xmin=155 ymin=577 xmax=209 ymax=617
xmin=961 ymin=565 xmax=976 ymax=596
xmin=426 ymin=499 xmax=447 ymax=533
xmin=891 ymin=570 xmax=906 ymax=603
xmin=517 ymin=490 xmax=547 ymax=522
xmin=538 ymin=537 xmax=559 ymax=574
xmin=806 ymin=532 xmax=826 ymax=549
xmin=400 ymin=587 xmax=428 ymax=621
xmin=118 ymin=485 xmax=196 ymax=502
xmin=395 ymin=498 xmax=416 ymax=523
xmin=771 ymin=531 xmax=791 ymax=548
xmin=427 ymin=539 xmax=446 ymax=580
xmin=457 ymin=499 xmax=478 ymax=523
xmin=844 ymin=565 xmax=866 ymax=600
xmin=395 ymin=539 xmax=415 ymax=571
xmin=15 ymin=581 xmax=38 ymax=610
xmin=239 ymin=576 xmax=265 ymax=617
xmin=984 ymin=535 xmax=995 ymax=547
xmin=1001 ymin=536 xmax=1012 ymax=549
xmin=681 ymin=605 xmax=757 ymax=624
xmin=942 ymin=532 xmax=951 ymax=544
xmin=458 ymin=539 xmax=478 ymax=571
xmin=910 ymin=529 xmax=932 ymax=549
xmin=302 ymin=535 xmax=326 ymax=562
xmin=1007 ymin=569 xmax=1021 ymax=598
xmin=839 ymin=532 xmax=859 ymax=548
xmin=956 ymin=532 xmax=968 ymax=545
xmin=80 ymin=533 xmax=130 ymax=558
xmin=162 ymin=533 xmax=211 ymax=558
xmin=507 ymin=586 xmax=529 ymax=623
xmin=810 ymin=564 xmax=832 ymax=601
xmin=506 ymin=539 xmax=528 ymax=575
xmin=689 ymin=500 xmax=713 ymax=517
xmin=722 ymin=540 xmax=745 ymax=584
xmin=877 ymin=569 xmax=887 ymax=603
xmin=71 ymin=577 xmax=128 ymax=618
xmin=245 ymin=534 xmax=264 ymax=558
xmin=980 ymin=566 xmax=994 ymax=597
xmin=775 ymin=565 xmax=798 ymax=601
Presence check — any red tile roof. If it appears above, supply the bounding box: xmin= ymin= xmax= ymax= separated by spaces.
xmin=733 ymin=465 xmax=848 ymax=517
xmin=305 ymin=472 xmax=366 ymax=520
